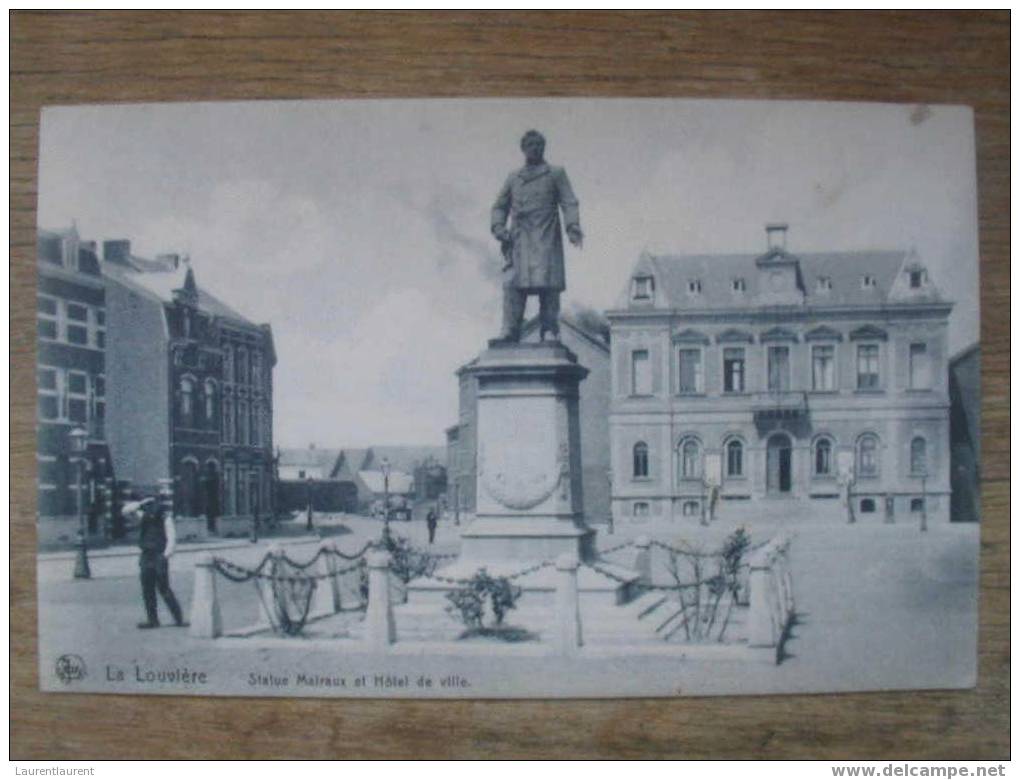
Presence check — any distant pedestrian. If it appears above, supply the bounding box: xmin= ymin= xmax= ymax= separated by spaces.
xmin=127 ymin=497 xmax=185 ymax=629
xmin=426 ymin=505 xmax=438 ymax=545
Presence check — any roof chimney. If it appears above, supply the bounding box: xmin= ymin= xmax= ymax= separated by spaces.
xmin=103 ymin=239 xmax=131 ymax=264
xmin=765 ymin=223 xmax=788 ymax=252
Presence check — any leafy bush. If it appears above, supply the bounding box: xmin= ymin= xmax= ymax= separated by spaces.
xmin=381 ymin=535 xmax=437 ymax=584
xmin=444 ymin=568 xmax=522 ymax=632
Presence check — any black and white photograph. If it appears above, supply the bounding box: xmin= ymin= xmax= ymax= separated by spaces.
xmin=34 ymin=97 xmax=982 ymax=699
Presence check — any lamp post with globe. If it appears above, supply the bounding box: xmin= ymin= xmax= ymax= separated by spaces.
xmin=69 ymin=426 xmax=91 ymax=580
xmin=380 ymin=457 xmax=392 ymax=545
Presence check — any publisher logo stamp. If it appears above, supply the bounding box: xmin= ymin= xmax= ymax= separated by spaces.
xmin=55 ymin=654 xmax=87 ymax=685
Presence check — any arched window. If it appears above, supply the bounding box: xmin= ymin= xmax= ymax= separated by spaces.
xmin=204 ymin=379 xmax=217 ymax=428
xmin=910 ymin=437 xmax=927 ymax=475
xmin=179 ymin=377 xmax=195 ymax=427
xmin=814 ymin=437 xmax=833 ymax=476
xmin=857 ymin=434 xmax=880 ymax=478
xmin=178 ymin=459 xmax=200 ymax=517
xmin=679 ymin=438 xmax=701 ymax=480
xmin=725 ymin=439 xmax=743 ymax=477
xmin=632 ymin=442 xmax=649 ymax=479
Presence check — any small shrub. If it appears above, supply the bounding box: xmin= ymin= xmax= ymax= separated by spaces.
xmin=445 ymin=568 xmax=522 ymax=633
xmin=381 ymin=535 xmax=438 ymax=584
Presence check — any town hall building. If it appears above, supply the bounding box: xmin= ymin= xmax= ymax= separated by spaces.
xmin=607 ymin=224 xmax=954 ymax=525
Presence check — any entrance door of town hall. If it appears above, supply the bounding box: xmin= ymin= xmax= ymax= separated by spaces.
xmin=767 ymin=433 xmax=793 ymax=494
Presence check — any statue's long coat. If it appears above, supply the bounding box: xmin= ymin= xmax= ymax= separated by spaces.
xmin=491 ymin=163 xmax=580 ymax=292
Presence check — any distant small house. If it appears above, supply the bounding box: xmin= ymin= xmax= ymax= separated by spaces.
xmin=275 ymin=445 xmax=355 ymax=513
xmin=277 ymin=445 xmax=339 ymax=481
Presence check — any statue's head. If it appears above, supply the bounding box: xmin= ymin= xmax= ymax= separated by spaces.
xmin=520 ymin=130 xmax=546 ymax=164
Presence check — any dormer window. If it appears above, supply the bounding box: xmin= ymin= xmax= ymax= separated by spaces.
xmin=732 ymin=278 xmax=746 ymax=293
xmin=862 ymin=275 xmax=877 ymax=289
xmin=631 ymin=275 xmax=654 ymax=303
xmin=816 ymin=276 xmax=832 ymax=293
xmin=909 ymin=269 xmax=926 ymax=289
xmin=688 ymin=279 xmax=702 ymax=295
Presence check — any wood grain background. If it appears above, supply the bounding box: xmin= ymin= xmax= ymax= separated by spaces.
xmin=10 ymin=11 xmax=1009 ymax=759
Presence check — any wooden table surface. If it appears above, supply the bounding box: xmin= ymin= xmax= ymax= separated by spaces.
xmin=10 ymin=11 xmax=1009 ymax=759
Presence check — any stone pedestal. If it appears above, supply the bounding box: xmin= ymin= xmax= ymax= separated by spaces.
xmin=409 ymin=340 xmax=638 ymax=608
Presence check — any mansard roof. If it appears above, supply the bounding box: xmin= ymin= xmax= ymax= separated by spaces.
xmin=617 ymin=249 xmax=939 ymax=310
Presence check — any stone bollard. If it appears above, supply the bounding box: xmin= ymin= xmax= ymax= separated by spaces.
xmin=555 ymin=553 xmax=583 ymax=656
xmin=747 ymin=550 xmax=775 ymax=648
xmin=256 ymin=544 xmax=285 ymax=629
xmin=311 ymin=541 xmax=341 ymax=616
xmin=633 ymin=535 xmax=652 ymax=587
xmin=190 ymin=553 xmax=222 ymax=638
xmin=365 ymin=550 xmax=396 ymax=650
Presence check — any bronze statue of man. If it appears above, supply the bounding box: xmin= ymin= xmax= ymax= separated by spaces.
xmin=491 ymin=130 xmax=583 ymax=342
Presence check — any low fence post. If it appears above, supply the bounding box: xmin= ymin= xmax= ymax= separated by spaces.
xmin=311 ymin=541 xmax=341 ymax=616
xmin=748 ymin=535 xmax=794 ymax=655
xmin=256 ymin=544 xmax=284 ymax=628
xmin=365 ymin=549 xmax=396 ymax=650
xmin=555 ymin=553 xmax=583 ymax=655
xmin=633 ymin=535 xmax=652 ymax=586
xmin=190 ymin=553 xmax=222 ymax=638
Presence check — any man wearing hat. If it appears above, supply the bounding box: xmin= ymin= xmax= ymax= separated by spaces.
xmin=123 ymin=497 xmax=185 ymax=629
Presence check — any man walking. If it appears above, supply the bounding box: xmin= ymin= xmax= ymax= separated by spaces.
xmin=426 ymin=504 xmax=438 ymax=545
xmin=127 ymin=497 xmax=186 ymax=629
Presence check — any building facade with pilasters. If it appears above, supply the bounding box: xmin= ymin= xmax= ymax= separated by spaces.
xmin=103 ymin=241 xmax=276 ymax=538
xmin=607 ymin=225 xmax=953 ymax=526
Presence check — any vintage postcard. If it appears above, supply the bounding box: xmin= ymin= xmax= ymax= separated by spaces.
xmin=34 ymin=98 xmax=981 ymax=698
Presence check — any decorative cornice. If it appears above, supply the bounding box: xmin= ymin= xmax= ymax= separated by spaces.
xmin=849 ymin=325 xmax=889 ymax=342
xmin=804 ymin=325 xmax=844 ymax=342
xmin=760 ymin=326 xmax=799 ymax=343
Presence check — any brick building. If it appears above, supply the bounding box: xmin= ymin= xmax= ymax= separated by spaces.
xmin=36 ymin=226 xmax=114 ymax=545
xmin=608 ymin=224 xmax=954 ymax=525
xmin=103 ymin=242 xmax=276 ymax=537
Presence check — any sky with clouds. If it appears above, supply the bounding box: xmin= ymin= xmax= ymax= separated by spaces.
xmin=37 ymin=98 xmax=980 ymax=448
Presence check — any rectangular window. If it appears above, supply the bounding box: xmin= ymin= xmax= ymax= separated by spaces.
xmin=67 ymin=370 xmax=88 ymax=423
xmin=857 ymin=344 xmax=880 ymax=389
xmin=909 ymin=343 xmax=930 ymax=389
xmin=66 ymin=324 xmax=88 ymax=345
xmin=812 ymin=345 xmax=836 ymax=391
xmin=37 ymin=320 xmax=58 ymax=340
xmin=631 ymin=350 xmax=651 ymax=396
xmin=723 ymin=348 xmax=745 ymax=393
xmin=677 ymin=348 xmax=703 ymax=394
xmin=632 ymin=276 xmax=653 ymax=301
xmin=37 ymin=367 xmax=61 ymax=421
xmin=37 ymin=296 xmax=58 ymax=316
xmin=66 ymin=303 xmax=88 ymax=322
xmin=767 ymin=346 xmax=791 ymax=392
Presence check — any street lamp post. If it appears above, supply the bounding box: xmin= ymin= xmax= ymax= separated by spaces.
xmin=306 ymin=475 xmax=314 ymax=533
xmin=70 ymin=427 xmax=91 ymax=580
xmin=381 ymin=457 xmax=392 ymax=545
